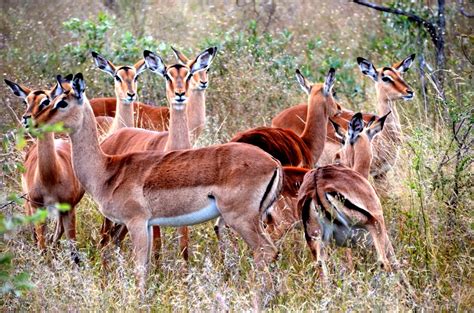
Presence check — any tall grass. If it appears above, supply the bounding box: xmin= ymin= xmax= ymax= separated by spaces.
xmin=1 ymin=0 xmax=472 ymax=310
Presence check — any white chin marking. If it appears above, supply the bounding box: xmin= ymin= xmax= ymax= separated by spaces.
xmin=148 ymin=198 xmax=220 ymax=227
xmin=173 ymin=103 xmax=186 ymax=110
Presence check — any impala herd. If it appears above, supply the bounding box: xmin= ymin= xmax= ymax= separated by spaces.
xmin=4 ymin=47 xmax=415 ymax=293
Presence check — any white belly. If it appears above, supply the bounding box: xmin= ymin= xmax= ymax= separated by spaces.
xmin=148 ymin=197 xmax=220 ymax=227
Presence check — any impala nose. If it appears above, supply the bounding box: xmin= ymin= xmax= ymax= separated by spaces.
xmin=199 ymin=81 xmax=208 ymax=89
xmin=127 ymin=92 xmax=136 ymax=100
xmin=404 ymin=89 xmax=414 ymax=100
xmin=22 ymin=115 xmax=31 ymax=127
xmin=174 ymin=92 xmax=186 ymax=102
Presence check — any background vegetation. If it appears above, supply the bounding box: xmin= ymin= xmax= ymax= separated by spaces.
xmin=0 ymin=0 xmax=472 ymax=310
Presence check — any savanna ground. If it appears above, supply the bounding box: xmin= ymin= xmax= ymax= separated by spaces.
xmin=0 ymin=0 xmax=472 ymax=311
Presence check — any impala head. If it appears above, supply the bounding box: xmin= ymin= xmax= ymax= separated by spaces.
xmin=357 ymin=54 xmax=415 ymax=101
xmin=91 ymin=51 xmax=147 ymax=104
xmin=144 ymin=47 xmax=216 ymax=110
xmin=332 ymin=112 xmax=389 ymax=171
xmin=34 ymin=74 xmax=87 ymax=133
xmin=295 ymin=68 xmax=342 ymax=117
xmin=171 ymin=46 xmax=218 ymax=91
xmin=4 ymin=76 xmax=71 ymax=128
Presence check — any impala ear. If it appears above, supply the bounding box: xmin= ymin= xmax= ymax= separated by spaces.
xmin=357 ymin=57 xmax=378 ymax=82
xmin=367 ymin=111 xmax=390 ymax=140
xmin=91 ymin=51 xmax=116 ymax=77
xmin=329 ymin=118 xmax=346 ymax=145
xmin=323 ymin=68 xmax=336 ymax=97
xmin=72 ymin=73 xmax=86 ymax=103
xmin=171 ymin=46 xmax=189 ymax=65
xmin=393 ymin=54 xmax=415 ymax=73
xmin=189 ymin=47 xmax=217 ymax=75
xmin=134 ymin=59 xmax=147 ymax=76
xmin=348 ymin=112 xmax=364 ymax=145
xmin=50 ymin=75 xmax=67 ymax=100
xmin=366 ymin=115 xmax=377 ymax=127
xmin=4 ymin=79 xmax=31 ymax=99
xmin=144 ymin=50 xmax=167 ymax=78
xmin=295 ymin=69 xmax=311 ymax=95
xmin=333 ymin=151 xmax=342 ymax=164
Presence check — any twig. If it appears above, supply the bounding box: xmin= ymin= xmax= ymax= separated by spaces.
xmin=458 ymin=0 xmax=474 ymax=18
xmin=353 ymin=0 xmax=440 ymax=47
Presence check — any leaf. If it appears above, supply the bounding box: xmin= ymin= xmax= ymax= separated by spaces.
xmin=55 ymin=203 xmax=71 ymax=212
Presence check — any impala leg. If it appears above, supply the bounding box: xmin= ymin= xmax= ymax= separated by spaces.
xmin=99 ymin=218 xmax=114 ymax=270
xmin=35 ymin=223 xmax=47 ymax=250
xmin=302 ymin=202 xmax=328 ymax=279
xmin=213 ymin=217 xmax=224 ymax=241
xmin=152 ymin=226 xmax=162 ymax=262
xmin=62 ymin=207 xmax=80 ymax=264
xmin=344 ymin=248 xmax=354 ymax=272
xmin=178 ymin=226 xmax=189 ymax=262
xmin=366 ymin=222 xmax=391 ymax=272
xmin=25 ymin=202 xmax=36 ymax=241
xmin=225 ymin=211 xmax=278 ymax=291
xmin=127 ymin=218 xmax=152 ymax=294
xmin=99 ymin=218 xmax=113 ymax=249
xmin=214 ymin=217 xmax=230 ymax=256
xmin=112 ymin=224 xmax=129 ymax=247
xmin=385 ymin=233 xmax=399 ymax=270
xmin=51 ymin=215 xmax=64 ymax=245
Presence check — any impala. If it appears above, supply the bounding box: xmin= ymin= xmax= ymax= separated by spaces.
xmin=4 ymin=77 xmax=84 ymax=262
xmin=90 ymin=46 xmax=217 ymax=139
xmin=99 ymin=48 xmax=217 ymax=261
xmin=332 ymin=111 xmax=390 ymax=178
xmin=297 ymin=164 xmax=396 ymax=276
xmin=216 ymin=68 xmax=340 ymax=244
xmin=272 ymin=55 xmax=415 ymax=181
xmin=266 ymin=113 xmax=395 ymax=276
xmin=171 ymin=46 xmax=217 ymax=143
xmin=35 ymin=73 xmax=282 ymax=291
xmin=266 ymin=108 xmax=389 ymax=243
xmin=90 ymin=51 xmax=147 ymax=133
xmin=231 ymin=68 xmax=341 ymax=168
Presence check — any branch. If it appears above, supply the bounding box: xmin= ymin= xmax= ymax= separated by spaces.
xmin=353 ymin=0 xmax=439 ymax=47
xmin=458 ymin=0 xmax=474 ymax=18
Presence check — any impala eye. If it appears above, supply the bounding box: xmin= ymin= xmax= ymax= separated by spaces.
xmin=114 ymin=74 xmax=122 ymax=82
xmin=39 ymin=98 xmax=50 ymax=107
xmin=381 ymin=76 xmax=393 ymax=83
xmin=54 ymin=100 xmax=68 ymax=109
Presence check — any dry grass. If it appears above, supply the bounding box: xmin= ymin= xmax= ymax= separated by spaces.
xmin=1 ymin=0 xmax=472 ymax=311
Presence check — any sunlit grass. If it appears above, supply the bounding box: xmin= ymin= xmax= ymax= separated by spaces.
xmin=1 ymin=0 xmax=472 ymax=310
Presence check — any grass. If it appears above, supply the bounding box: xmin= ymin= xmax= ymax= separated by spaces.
xmin=1 ymin=0 xmax=472 ymax=311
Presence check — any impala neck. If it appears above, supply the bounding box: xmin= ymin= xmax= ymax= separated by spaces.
xmin=165 ymin=104 xmax=191 ymax=151
xmin=186 ymin=87 xmax=206 ymax=144
xmin=300 ymin=91 xmax=329 ymax=164
xmin=353 ymin=147 xmax=372 ymax=179
xmin=36 ymin=132 xmax=60 ymax=185
xmin=110 ymin=96 xmax=134 ymax=133
xmin=376 ymin=90 xmax=402 ymax=142
xmin=69 ymin=100 xmax=108 ymax=195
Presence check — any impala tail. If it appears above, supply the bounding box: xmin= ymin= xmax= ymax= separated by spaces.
xmin=260 ymin=165 xmax=283 ymax=215
xmin=296 ymin=169 xmax=320 ymax=245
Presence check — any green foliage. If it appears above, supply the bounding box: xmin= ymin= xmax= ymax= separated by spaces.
xmin=0 ymin=209 xmax=47 ymax=297
xmin=1 ymin=121 xmax=71 ymax=298
xmin=62 ymin=12 xmax=161 ymax=65
xmin=62 ymin=12 xmax=114 ymax=63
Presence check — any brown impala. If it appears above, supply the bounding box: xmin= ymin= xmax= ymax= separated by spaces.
xmin=34 ymin=73 xmax=283 ymax=292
